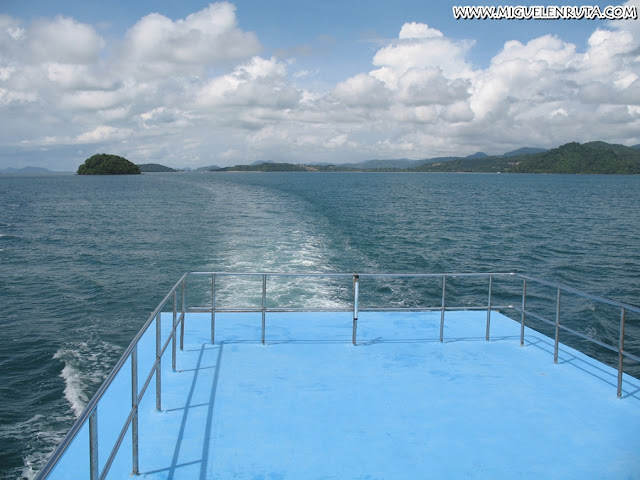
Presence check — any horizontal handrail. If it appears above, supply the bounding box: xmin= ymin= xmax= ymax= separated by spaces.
xmin=187 ymin=271 xmax=515 ymax=279
xmin=189 ymin=271 xmax=638 ymax=395
xmin=517 ymin=274 xmax=640 ymax=314
xmin=188 ymin=271 xmax=639 ymax=390
xmin=36 ymin=270 xmax=638 ymax=480
xmin=35 ymin=273 xmax=189 ymax=480
xmin=188 ymin=305 xmax=515 ymax=313
xmin=515 ymin=306 xmax=623 ymax=354
xmin=187 ymin=270 xmax=640 ymax=313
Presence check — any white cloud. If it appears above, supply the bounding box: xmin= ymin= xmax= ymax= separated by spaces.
xmin=0 ymin=14 xmax=24 ymax=54
xmin=196 ymin=56 xmax=300 ymax=110
xmin=466 ymin=25 xmax=640 ymax=149
xmin=492 ymin=35 xmax=577 ymax=67
xmin=441 ymin=101 xmax=475 ymax=123
xmin=60 ymin=89 xmax=129 ymax=111
xmin=26 ymin=16 xmax=104 ymax=64
xmin=120 ymin=2 xmax=260 ymax=76
xmin=140 ymin=107 xmax=179 ymax=126
xmin=470 ymin=35 xmax=579 ymax=121
xmin=45 ymin=63 xmax=119 ymax=91
xmin=398 ymin=22 xmax=444 ymax=40
xmin=0 ymin=87 xmax=37 ymax=105
xmin=75 ymin=125 xmax=132 ymax=144
xmin=609 ymin=0 xmax=640 ymax=43
xmin=2 ymin=7 xmax=640 ymax=170
xmin=0 ymin=67 xmax=14 ymax=82
xmin=371 ymin=23 xmax=475 ymax=88
xmin=397 ymin=68 xmax=470 ymax=106
xmin=1 ymin=15 xmax=102 ymax=65
xmin=332 ymin=73 xmax=390 ymax=108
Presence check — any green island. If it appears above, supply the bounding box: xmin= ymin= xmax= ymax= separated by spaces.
xmin=137 ymin=163 xmax=177 ymax=173
xmin=211 ymin=141 xmax=640 ymax=174
xmin=76 ymin=142 xmax=640 ymax=175
xmin=214 ymin=162 xmax=354 ymax=172
xmin=414 ymin=141 xmax=640 ymax=174
xmin=77 ymin=154 xmax=141 ymax=175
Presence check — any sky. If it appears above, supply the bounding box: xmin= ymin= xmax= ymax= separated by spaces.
xmin=1 ymin=0 xmax=640 ymax=170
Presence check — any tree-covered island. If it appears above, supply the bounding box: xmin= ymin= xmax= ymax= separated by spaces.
xmin=413 ymin=141 xmax=640 ymax=174
xmin=77 ymin=154 xmax=141 ymax=175
xmin=210 ymin=141 xmax=640 ymax=174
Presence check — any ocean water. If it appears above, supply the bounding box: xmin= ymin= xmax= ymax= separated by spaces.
xmin=1 ymin=172 xmax=639 ymax=479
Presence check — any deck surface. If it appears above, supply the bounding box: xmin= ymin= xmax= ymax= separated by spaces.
xmin=49 ymin=311 xmax=640 ymax=479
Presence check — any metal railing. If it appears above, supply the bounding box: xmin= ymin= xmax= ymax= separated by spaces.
xmin=187 ymin=272 xmax=515 ymax=345
xmin=35 ymin=271 xmax=639 ymax=480
xmin=514 ymin=274 xmax=640 ymax=398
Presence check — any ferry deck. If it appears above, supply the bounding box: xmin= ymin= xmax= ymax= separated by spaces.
xmin=36 ymin=273 xmax=640 ymax=479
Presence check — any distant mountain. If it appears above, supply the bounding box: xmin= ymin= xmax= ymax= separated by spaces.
xmin=175 ymin=141 xmax=640 ymax=174
xmin=466 ymin=152 xmax=488 ymax=159
xmin=137 ymin=163 xmax=177 ymax=172
xmin=418 ymin=156 xmax=461 ymax=165
xmin=214 ymin=162 xmax=308 ymax=172
xmin=413 ymin=141 xmax=640 ymax=174
xmin=412 ymin=155 xmax=501 ymax=173
xmin=208 ymin=148 xmax=548 ymax=172
xmin=341 ymin=159 xmax=423 ymax=170
xmin=194 ymin=165 xmax=222 ymax=172
xmin=583 ymin=140 xmax=639 ymax=156
xmin=503 ymin=147 xmax=548 ymax=157
xmin=0 ymin=166 xmax=56 ymax=175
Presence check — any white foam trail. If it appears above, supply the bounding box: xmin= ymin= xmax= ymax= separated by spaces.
xmin=197 ymin=180 xmax=348 ymax=308
xmin=17 ymin=333 xmax=122 ymax=479
xmin=27 ymin=340 xmax=122 ymax=477
xmin=53 ymin=340 xmax=122 ymax=417
xmin=4 ymin=413 xmax=72 ymax=480
xmin=57 ymin=362 xmax=89 ymax=418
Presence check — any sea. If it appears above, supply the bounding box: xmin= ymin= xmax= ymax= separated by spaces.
xmin=1 ymin=172 xmax=639 ymax=479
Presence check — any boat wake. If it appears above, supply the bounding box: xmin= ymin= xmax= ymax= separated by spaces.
xmin=192 ymin=179 xmax=351 ymax=308
xmin=18 ymin=413 xmax=73 ymax=480
xmin=53 ymin=340 xmax=123 ymax=418
xmin=18 ymin=341 xmax=124 ymax=478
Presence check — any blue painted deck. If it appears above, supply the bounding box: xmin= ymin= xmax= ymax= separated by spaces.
xmin=49 ymin=311 xmax=640 ymax=479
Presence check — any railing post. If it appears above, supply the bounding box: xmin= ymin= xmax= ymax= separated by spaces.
xmin=89 ymin=408 xmax=99 ymax=480
xmin=617 ymin=307 xmax=626 ymax=397
xmin=520 ymin=278 xmax=527 ymax=346
xmin=156 ymin=313 xmax=162 ymax=411
xmin=554 ymin=288 xmax=561 ymax=363
xmin=131 ymin=346 xmax=139 ymax=475
xmin=180 ymin=278 xmax=185 ymax=351
xmin=261 ymin=274 xmax=267 ymax=344
xmin=211 ymin=274 xmax=216 ymax=344
xmin=486 ymin=275 xmax=493 ymax=341
xmin=172 ymin=291 xmax=177 ymax=372
xmin=440 ymin=275 xmax=446 ymax=342
xmin=352 ymin=275 xmax=359 ymax=345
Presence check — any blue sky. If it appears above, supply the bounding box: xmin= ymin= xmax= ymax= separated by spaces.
xmin=1 ymin=0 xmax=639 ymax=170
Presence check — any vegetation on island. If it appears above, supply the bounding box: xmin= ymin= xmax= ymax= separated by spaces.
xmin=213 ymin=163 xmax=373 ymax=173
xmin=137 ymin=163 xmax=177 ymax=172
xmin=412 ymin=142 xmax=640 ymax=174
xmin=209 ymin=141 xmax=640 ymax=174
xmin=78 ymin=153 xmax=140 ymax=175
xmin=70 ymin=141 xmax=640 ymax=176
xmin=77 ymin=154 xmax=141 ymax=175
xmin=215 ymin=162 xmax=308 ymax=172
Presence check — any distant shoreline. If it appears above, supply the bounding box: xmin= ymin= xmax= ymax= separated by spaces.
xmin=3 ymin=141 xmax=640 ymax=175
xmin=197 ymin=141 xmax=640 ymax=175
